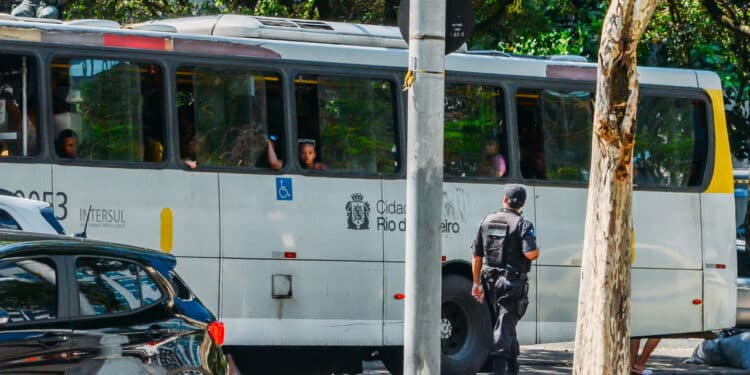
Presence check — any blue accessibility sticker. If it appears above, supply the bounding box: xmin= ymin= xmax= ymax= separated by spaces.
xmin=276 ymin=177 xmax=293 ymax=201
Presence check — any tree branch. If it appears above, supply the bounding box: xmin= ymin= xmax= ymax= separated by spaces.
xmin=701 ymin=0 xmax=750 ymax=38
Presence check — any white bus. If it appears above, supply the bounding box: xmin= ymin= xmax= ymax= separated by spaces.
xmin=0 ymin=14 xmax=736 ymax=374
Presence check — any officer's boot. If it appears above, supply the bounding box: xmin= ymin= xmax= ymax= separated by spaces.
xmin=506 ymin=358 xmax=520 ymax=375
xmin=492 ymin=357 xmax=507 ymax=375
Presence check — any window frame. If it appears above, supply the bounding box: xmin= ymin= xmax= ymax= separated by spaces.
xmin=0 ymin=255 xmax=69 ymax=327
xmin=0 ymin=208 xmax=23 ymax=231
xmin=173 ymin=61 xmax=288 ymax=173
xmin=291 ymin=67 xmax=404 ymax=179
xmin=68 ymin=255 xmax=168 ymax=321
xmin=442 ymin=78 xmax=511 ymax=183
xmin=47 ymin=50 xmax=171 ymax=169
xmin=507 ymin=78 xmax=713 ymax=192
xmin=633 ymin=86 xmax=714 ymax=192
xmin=511 ymin=80 xmax=596 ymax=187
xmin=0 ymin=49 xmax=45 ymax=162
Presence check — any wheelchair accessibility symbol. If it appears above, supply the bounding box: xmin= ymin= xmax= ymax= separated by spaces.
xmin=276 ymin=178 xmax=293 ymax=201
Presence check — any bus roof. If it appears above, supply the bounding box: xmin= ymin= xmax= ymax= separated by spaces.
xmin=0 ymin=13 xmax=721 ymax=90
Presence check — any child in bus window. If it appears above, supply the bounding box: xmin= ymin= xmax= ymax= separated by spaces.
xmin=299 ymin=139 xmax=324 ymax=170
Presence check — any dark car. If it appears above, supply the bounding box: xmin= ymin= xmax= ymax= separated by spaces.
xmin=0 ymin=230 xmax=228 ymax=374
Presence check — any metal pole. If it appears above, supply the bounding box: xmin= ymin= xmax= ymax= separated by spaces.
xmin=404 ymin=0 xmax=445 ymax=373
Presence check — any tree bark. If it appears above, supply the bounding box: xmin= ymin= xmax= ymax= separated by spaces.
xmin=572 ymin=0 xmax=657 ymax=374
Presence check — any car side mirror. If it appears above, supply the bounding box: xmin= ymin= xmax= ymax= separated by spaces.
xmin=0 ymin=308 xmax=9 ymax=325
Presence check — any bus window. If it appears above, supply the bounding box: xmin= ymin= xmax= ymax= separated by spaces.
xmin=176 ymin=66 xmax=284 ymax=170
xmin=294 ymin=74 xmax=399 ymax=174
xmin=50 ymin=58 xmax=165 ymax=163
xmin=0 ymin=54 xmax=39 ymax=158
xmin=634 ymin=97 xmax=708 ymax=188
xmin=517 ymin=89 xmax=593 ymax=182
xmin=444 ymin=83 xmax=507 ymax=178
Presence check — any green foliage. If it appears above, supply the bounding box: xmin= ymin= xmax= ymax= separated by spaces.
xmin=316 ymin=78 xmax=397 ymax=173
xmin=77 ymin=62 xmax=144 ymax=161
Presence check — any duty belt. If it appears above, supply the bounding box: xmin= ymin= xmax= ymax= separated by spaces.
xmin=483 ymin=267 xmax=528 ymax=281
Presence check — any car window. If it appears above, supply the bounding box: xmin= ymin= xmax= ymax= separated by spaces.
xmin=0 ymin=258 xmax=57 ymax=323
xmin=139 ymin=267 xmax=163 ymax=304
xmin=0 ymin=209 xmax=21 ymax=230
xmin=170 ymin=272 xmax=193 ymax=300
xmin=76 ymin=257 xmax=162 ymax=316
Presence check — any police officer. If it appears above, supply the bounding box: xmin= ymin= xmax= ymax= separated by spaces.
xmin=471 ymin=184 xmax=539 ymax=375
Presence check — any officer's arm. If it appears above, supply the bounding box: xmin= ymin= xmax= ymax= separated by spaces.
xmin=472 ymin=256 xmax=483 ymax=285
xmin=521 ymin=221 xmax=540 ymax=261
xmin=524 ymin=249 xmax=539 ymax=260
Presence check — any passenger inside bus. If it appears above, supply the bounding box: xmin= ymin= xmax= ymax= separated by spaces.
xmin=255 ymin=135 xmax=283 ymax=170
xmin=178 ymin=106 xmax=198 ymax=169
xmin=299 ymin=139 xmax=324 ymax=170
xmin=181 ymin=133 xmax=198 ymax=169
xmin=481 ymin=138 xmax=507 ymax=177
xmin=56 ymin=129 xmax=78 ymax=159
xmin=0 ymin=85 xmax=37 ymax=157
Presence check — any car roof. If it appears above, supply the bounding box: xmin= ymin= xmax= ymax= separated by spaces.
xmin=0 ymin=194 xmax=51 ymax=210
xmin=0 ymin=229 xmax=176 ymax=275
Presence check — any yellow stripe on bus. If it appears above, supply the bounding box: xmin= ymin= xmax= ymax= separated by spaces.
xmin=0 ymin=27 xmax=41 ymax=42
xmin=706 ymin=88 xmax=733 ymax=194
xmin=160 ymin=208 xmax=173 ymax=253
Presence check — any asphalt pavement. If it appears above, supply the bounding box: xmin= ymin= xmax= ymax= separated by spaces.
xmin=360 ymin=339 xmax=749 ymax=374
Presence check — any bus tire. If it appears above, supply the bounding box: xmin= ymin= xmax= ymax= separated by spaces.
xmin=441 ymin=274 xmax=491 ymax=375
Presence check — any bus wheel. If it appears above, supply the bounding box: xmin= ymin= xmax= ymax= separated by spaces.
xmin=441 ymin=274 xmax=491 ymax=375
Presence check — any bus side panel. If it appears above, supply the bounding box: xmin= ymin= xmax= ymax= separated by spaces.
xmin=537 ymin=266 xmax=703 ymax=342
xmin=220 ymin=174 xmax=382 ymax=261
xmin=701 ymin=193 xmax=738 ymax=330
xmin=0 ymin=164 xmax=52 ymax=205
xmin=537 ymin=265 xmax=578 ymax=343
xmin=52 ymin=166 xmax=221 ymax=257
xmin=383 ymin=261 xmax=403 ymax=345
xmin=630 ymin=268 xmax=702 ymax=336
xmin=221 ymin=259 xmax=383 ymax=346
xmin=632 ymin=191 xmax=702 ymax=269
xmin=534 ymin=187 xmax=586 ymax=267
xmin=174 ymin=256 xmax=221 ymax=314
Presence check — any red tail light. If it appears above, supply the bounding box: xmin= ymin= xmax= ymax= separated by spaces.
xmin=208 ymin=321 xmax=225 ymax=346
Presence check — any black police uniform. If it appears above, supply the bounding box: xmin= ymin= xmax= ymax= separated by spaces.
xmin=472 ymin=207 xmax=537 ymax=375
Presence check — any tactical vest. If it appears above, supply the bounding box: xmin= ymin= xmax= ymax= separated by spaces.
xmin=481 ymin=209 xmax=531 ymax=273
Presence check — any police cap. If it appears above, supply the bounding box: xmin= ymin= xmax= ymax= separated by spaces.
xmin=504 ymin=184 xmax=527 ymax=208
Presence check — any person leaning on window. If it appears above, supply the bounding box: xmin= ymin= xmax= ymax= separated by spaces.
xmin=298 ymin=139 xmax=325 ymax=170
xmin=255 ymin=134 xmax=283 ymax=170
xmin=55 ymin=129 xmax=78 ymax=159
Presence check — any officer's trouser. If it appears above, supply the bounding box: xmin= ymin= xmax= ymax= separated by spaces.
xmin=483 ymin=269 xmax=529 ymax=373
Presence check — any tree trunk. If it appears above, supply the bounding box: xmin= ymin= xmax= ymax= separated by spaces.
xmin=572 ymin=1 xmax=657 ymax=374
